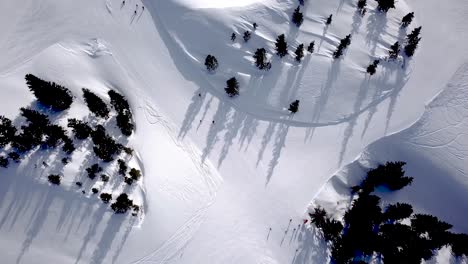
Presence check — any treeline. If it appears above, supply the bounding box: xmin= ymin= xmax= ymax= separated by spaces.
xmin=309 ymin=162 xmax=468 ymax=263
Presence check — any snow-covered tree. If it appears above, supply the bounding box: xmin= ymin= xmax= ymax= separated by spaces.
xmin=366 ymin=60 xmax=380 ymax=75
xmin=253 ymin=48 xmax=271 ymax=70
xmin=376 ymin=0 xmax=395 ymax=12
xmin=25 ymin=74 xmax=73 ymax=111
xmin=82 ymin=88 xmax=110 ymax=119
xmin=401 ymin=12 xmax=414 ymax=28
xmin=307 ymin=41 xmax=315 ymax=53
xmin=295 ymin=44 xmax=304 ymax=62
xmin=388 ymin=41 xmax=400 ymax=60
xmin=205 ymin=54 xmax=219 ymax=72
xmin=404 ymin=26 xmax=422 ymax=57
xmin=0 ymin=116 xmax=16 ymax=148
xmin=326 ymin=14 xmax=333 ymax=25
xmin=357 ymin=0 xmax=367 ymax=15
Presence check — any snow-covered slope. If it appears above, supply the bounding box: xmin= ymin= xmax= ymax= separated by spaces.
xmin=0 ymin=0 xmax=467 ymax=263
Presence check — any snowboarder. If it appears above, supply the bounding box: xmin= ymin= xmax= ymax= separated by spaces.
xmin=231 ymin=33 xmax=236 ymax=42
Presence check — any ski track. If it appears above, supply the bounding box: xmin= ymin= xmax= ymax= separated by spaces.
xmin=133 ymin=100 xmax=223 ymax=263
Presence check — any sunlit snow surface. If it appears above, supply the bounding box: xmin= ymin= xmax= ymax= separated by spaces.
xmin=174 ymin=0 xmax=269 ymax=8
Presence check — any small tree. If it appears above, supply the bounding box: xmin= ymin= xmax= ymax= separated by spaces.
xmin=118 ymin=159 xmax=128 ymax=176
xmin=82 ymin=88 xmax=110 ymax=119
xmin=333 ymin=35 xmax=352 ymax=59
xmin=288 ymin=100 xmax=300 ymax=113
xmin=225 ymin=77 xmax=239 ymax=97
xmin=231 ymin=33 xmax=236 ymax=42
xmin=243 ymin=31 xmax=251 ymax=42
xmin=275 ymin=34 xmax=288 ymax=58
xmin=367 ymin=60 xmax=380 ymax=75
xmin=111 ymin=193 xmax=134 ymax=214
xmin=48 ymin=174 xmax=61 ymax=185
xmin=307 ymin=41 xmax=315 ymax=53
xmin=253 ymin=22 xmax=258 ymax=30
xmin=376 ymin=0 xmax=395 ymax=12
xmin=25 ymin=74 xmax=73 ymax=111
xmin=86 ymin=163 xmax=103 ymax=180
xmin=357 ymin=0 xmax=367 ymax=15
xmin=204 ymin=55 xmax=219 ymax=72
xmin=0 ymin=116 xmax=16 ymax=148
xmin=129 ymin=168 xmax=142 ymax=181
xmin=292 ymin=6 xmax=304 ymax=27
xmin=326 ymin=14 xmax=333 ymax=25
xmin=404 ymin=26 xmax=422 ymax=57
xmin=100 ymin=193 xmax=112 ymax=203
xmin=295 ymin=44 xmax=305 ymax=62
xmin=388 ymin=41 xmax=400 ymax=60
xmin=401 ymin=12 xmax=414 ymax=28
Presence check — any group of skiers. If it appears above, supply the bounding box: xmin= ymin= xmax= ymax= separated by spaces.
xmin=122 ymin=0 xmax=144 ymax=15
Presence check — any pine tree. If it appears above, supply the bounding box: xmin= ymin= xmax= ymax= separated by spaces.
xmin=129 ymin=168 xmax=142 ymax=181
xmin=366 ymin=60 xmax=380 ymax=75
xmin=326 ymin=14 xmax=333 ymax=25
xmin=295 ymin=44 xmax=304 ymax=62
xmin=401 ymin=12 xmax=414 ymax=27
xmin=82 ymin=88 xmax=110 ymax=119
xmin=108 ymin=90 xmax=134 ymax=136
xmin=292 ymin=6 xmax=304 ymax=27
xmin=91 ymin=125 xmax=122 ymax=162
xmin=307 ymin=41 xmax=315 ymax=53
xmin=100 ymin=193 xmax=112 ymax=203
xmin=288 ymin=100 xmax=300 ymax=113
xmin=118 ymin=159 xmax=128 ymax=176
xmin=205 ymin=55 xmax=219 ymax=72
xmin=0 ymin=116 xmax=16 ymax=148
xmin=404 ymin=26 xmax=422 ymax=57
xmin=68 ymin=118 xmax=92 ymax=140
xmin=388 ymin=41 xmax=400 ymax=60
xmin=357 ymin=0 xmax=367 ymax=15
xmin=243 ymin=31 xmax=251 ymax=42
xmin=25 ymin=74 xmax=73 ymax=111
xmin=225 ymin=77 xmax=239 ymax=97
xmin=111 ymin=193 xmax=134 ymax=213
xmin=48 ymin=174 xmax=61 ymax=185
xmin=43 ymin=124 xmax=67 ymax=148
xmin=253 ymin=48 xmax=271 ymax=70
xmin=376 ymin=0 xmax=395 ymax=12
xmin=333 ymin=35 xmax=352 ymax=59
xmin=231 ymin=33 xmax=236 ymax=42
xmin=275 ymin=34 xmax=288 ymax=58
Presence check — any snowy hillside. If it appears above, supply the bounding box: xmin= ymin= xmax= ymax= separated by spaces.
xmin=0 ymin=0 xmax=467 ymax=263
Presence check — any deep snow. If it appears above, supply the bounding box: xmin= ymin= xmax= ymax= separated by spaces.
xmin=0 ymin=0 xmax=467 ymax=263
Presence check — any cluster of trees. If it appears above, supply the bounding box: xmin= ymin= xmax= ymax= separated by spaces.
xmin=310 ymin=162 xmax=468 ymax=263
xmin=333 ymin=34 xmax=352 ymax=59
xmin=86 ymin=163 xmax=103 ymax=180
xmin=111 ymin=193 xmax=139 ymax=215
xmin=357 ymin=0 xmax=367 ymax=16
xmin=25 ymin=74 xmax=73 ymax=111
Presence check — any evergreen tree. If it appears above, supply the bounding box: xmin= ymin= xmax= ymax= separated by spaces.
xmin=111 ymin=193 xmax=134 ymax=214
xmin=253 ymin=48 xmax=271 ymax=70
xmin=357 ymin=0 xmax=367 ymax=15
xmin=450 ymin=233 xmax=468 ymax=257
xmin=108 ymin=90 xmax=134 ymax=136
xmin=404 ymin=26 xmax=422 ymax=57
xmin=383 ymin=203 xmax=413 ymax=222
xmin=333 ymin=34 xmax=352 ymax=59
xmin=243 ymin=31 xmax=251 ymax=42
xmin=376 ymin=0 xmax=395 ymax=12
xmin=231 ymin=33 xmax=236 ymax=42
xmin=307 ymin=41 xmax=315 ymax=53
xmin=366 ymin=59 xmax=380 ymax=75
xmin=204 ymin=55 xmax=219 ymax=72
xmin=118 ymin=159 xmax=128 ymax=176
xmin=12 ymin=108 xmax=50 ymax=152
xmin=68 ymin=118 xmax=92 ymax=140
xmin=292 ymin=6 xmax=304 ymax=27
xmin=295 ymin=44 xmax=304 ymax=62
xmin=326 ymin=14 xmax=333 ymax=25
xmin=91 ymin=125 xmax=122 ymax=162
xmin=225 ymin=77 xmax=239 ymax=97
xmin=100 ymin=193 xmax=112 ymax=203
xmin=43 ymin=124 xmax=67 ymax=148
xmin=62 ymin=138 xmax=75 ymax=154
xmin=388 ymin=41 xmax=400 ymax=60
xmin=253 ymin=22 xmax=258 ymax=30
xmin=82 ymin=88 xmax=110 ymax=118
xmin=86 ymin=163 xmax=103 ymax=180
xmin=129 ymin=168 xmax=142 ymax=181
xmin=288 ymin=100 xmax=300 ymax=113
xmin=25 ymin=74 xmax=73 ymax=111
xmin=275 ymin=34 xmax=288 ymax=58
xmin=0 ymin=116 xmax=16 ymax=148
xmin=48 ymin=174 xmax=61 ymax=185
xmin=401 ymin=12 xmax=414 ymax=27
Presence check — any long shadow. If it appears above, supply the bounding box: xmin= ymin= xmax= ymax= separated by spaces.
xmin=196 ymin=96 xmax=214 ymax=131
xmin=238 ymin=114 xmax=259 ymax=151
xmin=351 ymin=9 xmax=363 ymax=35
xmin=74 ymin=205 xmax=108 ymax=264
xmin=338 ymin=76 xmax=371 ymax=166
xmin=365 ymin=10 xmax=388 ymax=56
xmin=217 ymin=110 xmax=246 ymax=168
xmin=90 ymin=215 xmax=126 ymax=264
xmin=178 ymin=89 xmax=205 ymax=139
xmin=292 ymin=225 xmax=329 ymax=264
xmin=201 ymin=101 xmax=231 ymax=163
xmin=256 ymin=122 xmax=277 ymax=167
xmin=266 ymin=123 xmax=290 ymax=185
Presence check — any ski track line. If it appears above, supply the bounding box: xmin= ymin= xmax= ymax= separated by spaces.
xmin=130 ymin=100 xmax=222 ymax=263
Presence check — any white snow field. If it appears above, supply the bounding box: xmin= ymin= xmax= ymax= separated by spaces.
xmin=0 ymin=0 xmax=467 ymax=263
